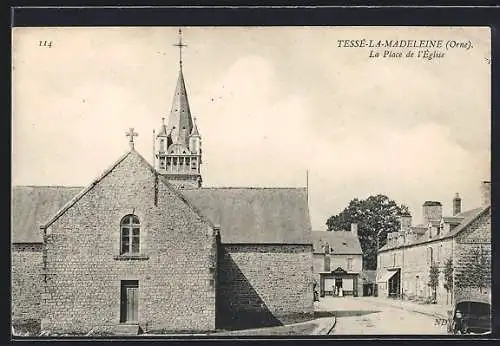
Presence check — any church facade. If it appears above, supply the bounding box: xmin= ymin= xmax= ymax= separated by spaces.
xmin=11 ymin=32 xmax=314 ymax=335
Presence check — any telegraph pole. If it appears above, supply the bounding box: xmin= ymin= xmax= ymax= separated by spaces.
xmin=306 ymin=169 xmax=309 ymax=207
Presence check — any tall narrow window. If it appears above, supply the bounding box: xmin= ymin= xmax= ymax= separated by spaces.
xmin=347 ymin=258 xmax=353 ymax=271
xmin=121 ymin=214 xmax=140 ymax=255
xmin=427 ymin=247 xmax=434 ymax=265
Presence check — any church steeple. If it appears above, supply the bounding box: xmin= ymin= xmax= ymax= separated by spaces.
xmin=167 ymin=69 xmax=193 ymax=147
xmin=154 ymin=28 xmax=202 ymax=189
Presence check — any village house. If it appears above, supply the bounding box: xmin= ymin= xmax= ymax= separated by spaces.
xmin=312 ymin=224 xmax=363 ymax=297
xmin=11 ymin=31 xmax=314 ymax=335
xmin=376 ymin=181 xmax=491 ymax=305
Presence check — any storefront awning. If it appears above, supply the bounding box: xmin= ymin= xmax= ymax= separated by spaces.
xmin=377 ymin=270 xmax=397 ymax=283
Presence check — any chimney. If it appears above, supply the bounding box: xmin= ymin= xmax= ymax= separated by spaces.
xmin=399 ymin=212 xmax=412 ymax=230
xmin=422 ymin=201 xmax=442 ymax=224
xmin=350 ymin=223 xmax=358 ymax=236
xmin=453 ymin=193 xmax=462 ymax=215
xmin=480 ymin=181 xmax=491 ymax=207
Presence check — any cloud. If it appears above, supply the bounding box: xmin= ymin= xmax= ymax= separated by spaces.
xmin=192 ymin=55 xmax=489 ymax=229
xmin=12 ymin=27 xmax=490 ymax=231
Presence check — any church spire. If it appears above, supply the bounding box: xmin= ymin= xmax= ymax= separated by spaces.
xmin=191 ymin=117 xmax=200 ymax=137
xmin=154 ymin=28 xmax=202 ymax=189
xmin=167 ymin=29 xmax=194 ymax=147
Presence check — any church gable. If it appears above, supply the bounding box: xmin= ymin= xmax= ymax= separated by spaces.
xmin=43 ymin=149 xmax=213 ymax=239
xmin=41 ymin=149 xmax=217 ymax=333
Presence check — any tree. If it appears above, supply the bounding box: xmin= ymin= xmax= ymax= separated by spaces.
xmin=443 ymin=258 xmax=453 ymax=305
xmin=455 ymin=245 xmax=491 ymax=294
xmin=428 ymin=264 xmax=440 ymax=303
xmin=326 ymin=194 xmax=409 ymax=270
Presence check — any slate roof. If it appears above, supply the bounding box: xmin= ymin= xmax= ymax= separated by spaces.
xmin=360 ymin=270 xmax=377 ymax=283
xmin=312 ymin=231 xmax=362 ymax=255
xmin=11 ymin=186 xmax=84 ymax=243
xmin=12 ymin=153 xmax=312 ymax=245
xmin=181 ymin=187 xmax=312 ymax=244
xmin=11 ymin=150 xmax=216 ymax=243
xmin=379 ymin=206 xmax=488 ymax=252
xmin=167 ymin=69 xmax=194 ymax=146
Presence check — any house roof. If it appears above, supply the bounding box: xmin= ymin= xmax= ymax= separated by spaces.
xmin=11 ymin=185 xmax=84 ymax=243
xmin=360 ymin=270 xmax=377 ymax=283
xmin=378 ymin=206 xmax=488 ymax=252
xmin=312 ymin=231 xmax=362 ymax=255
xmin=181 ymin=187 xmax=312 ymax=244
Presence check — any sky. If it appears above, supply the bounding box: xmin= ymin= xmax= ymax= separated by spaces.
xmin=12 ymin=27 xmax=491 ymax=230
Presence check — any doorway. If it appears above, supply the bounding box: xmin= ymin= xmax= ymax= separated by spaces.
xmin=120 ymin=280 xmax=139 ymax=323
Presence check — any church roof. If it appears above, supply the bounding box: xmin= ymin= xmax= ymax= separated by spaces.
xmin=11 ymin=150 xmax=218 ymax=244
xmin=11 ymin=186 xmax=84 ymax=243
xmin=167 ymin=69 xmax=194 ymax=146
xmin=181 ymin=187 xmax=312 ymax=245
xmin=311 ymin=231 xmax=363 ymax=255
xmin=11 ymin=168 xmax=312 ymax=245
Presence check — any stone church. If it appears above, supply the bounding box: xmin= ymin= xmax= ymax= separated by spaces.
xmin=11 ymin=32 xmax=313 ymax=335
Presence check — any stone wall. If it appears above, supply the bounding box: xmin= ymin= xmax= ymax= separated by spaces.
xmin=378 ymin=238 xmax=454 ymax=303
xmin=12 ymin=243 xmax=43 ymax=322
xmin=217 ymin=244 xmax=313 ymax=330
xmin=453 ymin=208 xmax=491 ymax=301
xmin=41 ymin=152 xmax=217 ymax=334
xmin=377 ymin=208 xmax=491 ymax=305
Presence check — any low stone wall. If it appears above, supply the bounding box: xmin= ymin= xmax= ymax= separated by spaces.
xmin=217 ymin=244 xmax=314 ymax=329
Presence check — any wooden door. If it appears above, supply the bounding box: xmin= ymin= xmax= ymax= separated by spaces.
xmin=120 ymin=280 xmax=139 ymax=323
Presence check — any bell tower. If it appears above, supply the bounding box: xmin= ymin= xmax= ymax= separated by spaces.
xmin=154 ymin=28 xmax=202 ymax=189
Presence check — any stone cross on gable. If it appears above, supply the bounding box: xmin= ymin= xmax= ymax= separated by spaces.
xmin=125 ymin=128 xmax=139 ymax=149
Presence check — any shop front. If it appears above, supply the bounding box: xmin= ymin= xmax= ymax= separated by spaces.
xmin=377 ymin=268 xmax=400 ymax=298
xmin=320 ymin=267 xmax=359 ymax=297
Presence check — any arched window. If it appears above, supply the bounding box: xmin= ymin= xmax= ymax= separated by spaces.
xmin=121 ymin=214 xmax=140 ymax=255
xmin=427 ymin=247 xmax=434 ymax=265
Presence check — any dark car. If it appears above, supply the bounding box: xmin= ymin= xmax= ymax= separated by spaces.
xmin=449 ymin=299 xmax=491 ymax=335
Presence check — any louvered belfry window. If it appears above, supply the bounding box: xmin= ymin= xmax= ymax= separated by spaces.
xmin=121 ymin=215 xmax=140 ymax=255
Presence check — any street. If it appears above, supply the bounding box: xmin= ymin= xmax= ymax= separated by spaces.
xmin=316 ymin=297 xmax=448 ymax=335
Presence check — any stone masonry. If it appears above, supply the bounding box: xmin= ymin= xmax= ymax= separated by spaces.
xmin=41 ymin=151 xmax=218 ymax=334
xmin=12 ymin=243 xmax=43 ymax=322
xmin=453 ymin=208 xmax=491 ymax=300
xmin=378 ymin=207 xmax=491 ymax=304
xmin=217 ymin=244 xmax=313 ymax=329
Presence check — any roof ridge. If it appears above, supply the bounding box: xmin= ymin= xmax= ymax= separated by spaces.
xmin=379 ymin=205 xmax=490 ymax=252
xmin=40 ymin=149 xmax=216 ymax=231
xmin=41 ymin=150 xmax=132 ymax=230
